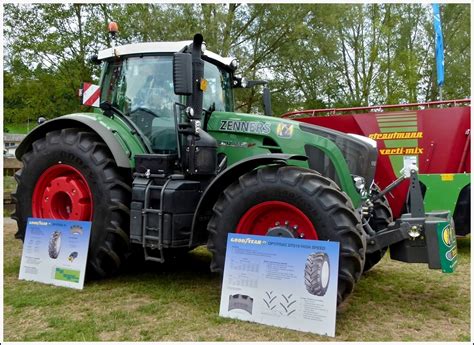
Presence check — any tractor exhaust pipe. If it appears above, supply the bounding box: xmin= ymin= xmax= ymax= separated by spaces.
xmin=189 ymin=34 xmax=204 ymax=121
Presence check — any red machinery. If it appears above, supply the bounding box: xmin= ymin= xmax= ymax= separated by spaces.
xmin=283 ymin=99 xmax=471 ymax=235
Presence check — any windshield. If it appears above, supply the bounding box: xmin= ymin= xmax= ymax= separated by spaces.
xmin=100 ymin=55 xmax=234 ymax=152
xmin=101 ymin=56 xmax=178 ymax=153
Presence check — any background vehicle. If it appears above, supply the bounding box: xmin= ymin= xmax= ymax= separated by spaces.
xmin=283 ymin=101 xmax=470 ymax=236
xmin=12 ymin=29 xmax=456 ymax=305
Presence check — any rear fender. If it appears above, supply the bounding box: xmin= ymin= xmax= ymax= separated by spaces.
xmin=189 ymin=153 xmax=307 ymax=246
xmin=15 ymin=113 xmax=148 ymax=168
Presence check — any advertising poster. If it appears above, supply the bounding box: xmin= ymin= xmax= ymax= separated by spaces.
xmin=219 ymin=233 xmax=340 ymax=337
xmin=19 ymin=218 xmax=92 ymax=289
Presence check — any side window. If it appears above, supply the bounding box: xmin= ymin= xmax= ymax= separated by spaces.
xmin=203 ymin=63 xmax=226 ymax=112
xmin=100 ymin=61 xmax=122 ymax=106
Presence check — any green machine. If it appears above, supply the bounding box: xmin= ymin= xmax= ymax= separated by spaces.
xmin=13 ymin=31 xmax=457 ymax=305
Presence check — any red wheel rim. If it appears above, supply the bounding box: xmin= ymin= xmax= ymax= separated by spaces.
xmin=236 ymin=201 xmax=318 ymax=239
xmin=32 ymin=164 xmax=93 ymax=221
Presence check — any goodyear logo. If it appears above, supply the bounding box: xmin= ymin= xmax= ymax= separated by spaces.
xmin=28 ymin=220 xmax=49 ymax=226
xmin=220 ymin=120 xmax=271 ymax=135
xmin=230 ymin=237 xmax=267 ymax=245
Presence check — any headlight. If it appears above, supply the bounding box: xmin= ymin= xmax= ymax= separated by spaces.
xmin=353 ymin=176 xmax=365 ymax=191
xmin=230 ymin=59 xmax=239 ymax=69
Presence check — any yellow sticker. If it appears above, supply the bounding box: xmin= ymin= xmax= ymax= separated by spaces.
xmin=200 ymin=79 xmax=208 ymax=91
xmin=441 ymin=174 xmax=454 ymax=181
xmin=276 ymin=123 xmax=294 ymax=138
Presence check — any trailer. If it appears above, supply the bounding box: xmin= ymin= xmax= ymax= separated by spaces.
xmin=282 ymin=100 xmax=471 ymax=235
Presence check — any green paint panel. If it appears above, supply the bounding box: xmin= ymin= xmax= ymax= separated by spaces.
xmin=208 ymin=111 xmax=361 ymax=207
xmin=436 ymin=222 xmax=458 ymax=273
xmin=377 ymin=116 xmax=417 ymax=122
xmin=378 ymin=121 xmax=418 ymax=127
xmin=384 ymin=139 xmax=418 ymax=148
xmin=379 ymin=127 xmax=418 ymax=133
xmin=388 ymin=155 xmax=403 ymax=176
xmin=418 ymin=173 xmax=471 ymax=214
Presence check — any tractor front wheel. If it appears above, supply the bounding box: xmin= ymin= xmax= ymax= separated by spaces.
xmin=12 ymin=128 xmax=131 ymax=278
xmin=207 ymin=165 xmax=365 ymax=305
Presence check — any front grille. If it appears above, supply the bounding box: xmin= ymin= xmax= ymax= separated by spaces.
xmin=301 ymin=123 xmax=377 ymax=184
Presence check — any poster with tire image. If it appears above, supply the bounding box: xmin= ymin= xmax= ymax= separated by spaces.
xmin=220 ymin=233 xmax=339 ymax=337
xmin=19 ymin=218 xmax=91 ymax=289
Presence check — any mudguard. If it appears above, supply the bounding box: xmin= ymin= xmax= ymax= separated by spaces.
xmin=189 ymin=153 xmax=307 ymax=246
xmin=15 ymin=114 xmax=148 ymax=168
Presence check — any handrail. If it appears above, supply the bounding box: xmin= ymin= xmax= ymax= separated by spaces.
xmin=281 ymin=98 xmax=471 ymax=118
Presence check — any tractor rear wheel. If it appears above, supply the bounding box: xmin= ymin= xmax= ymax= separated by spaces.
xmin=207 ymin=165 xmax=365 ymax=305
xmin=12 ymin=128 xmax=131 ymax=278
xmin=363 ymin=190 xmax=393 ymax=272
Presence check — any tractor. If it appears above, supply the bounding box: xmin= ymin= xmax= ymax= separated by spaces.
xmin=12 ymin=30 xmax=456 ymax=305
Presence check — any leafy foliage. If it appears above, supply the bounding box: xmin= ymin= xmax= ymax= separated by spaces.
xmin=3 ymin=3 xmax=470 ymax=125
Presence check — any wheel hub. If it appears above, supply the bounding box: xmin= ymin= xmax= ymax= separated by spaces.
xmin=32 ymin=164 xmax=93 ymax=221
xmin=266 ymin=225 xmax=298 ymax=238
xmin=236 ymin=201 xmax=318 ymax=239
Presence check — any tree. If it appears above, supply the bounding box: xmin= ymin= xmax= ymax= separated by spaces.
xmin=3 ymin=3 xmax=471 ymax=125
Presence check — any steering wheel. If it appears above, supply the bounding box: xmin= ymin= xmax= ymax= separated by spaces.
xmin=128 ymin=106 xmax=160 ymax=118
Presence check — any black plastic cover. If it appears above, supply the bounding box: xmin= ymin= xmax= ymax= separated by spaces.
xmin=173 ymin=53 xmax=193 ymax=96
xmin=135 ymin=153 xmax=178 ymax=175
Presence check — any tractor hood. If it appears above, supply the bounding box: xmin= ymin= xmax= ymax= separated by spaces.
xmin=207 ymin=111 xmax=378 ymax=193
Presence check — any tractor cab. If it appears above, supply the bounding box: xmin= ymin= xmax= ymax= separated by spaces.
xmin=96 ymin=40 xmax=236 ymax=154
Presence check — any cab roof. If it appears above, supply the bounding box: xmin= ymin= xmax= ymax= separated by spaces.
xmin=97 ymin=41 xmax=236 ymax=69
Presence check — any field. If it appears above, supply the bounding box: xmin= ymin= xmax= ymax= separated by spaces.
xmin=3 ymin=218 xmax=470 ymax=342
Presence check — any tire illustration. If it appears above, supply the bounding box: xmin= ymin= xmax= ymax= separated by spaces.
xmin=207 ymin=165 xmax=365 ymax=305
xmin=48 ymin=231 xmax=62 ymax=259
xmin=68 ymin=251 xmax=79 ymax=262
xmin=12 ymin=128 xmax=131 ymax=278
xmin=364 ymin=188 xmax=393 ymax=272
xmin=228 ymin=294 xmax=254 ymax=314
xmin=305 ymin=252 xmax=330 ymax=296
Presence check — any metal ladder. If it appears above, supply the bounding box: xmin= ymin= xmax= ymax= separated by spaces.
xmin=141 ymin=177 xmax=170 ymax=263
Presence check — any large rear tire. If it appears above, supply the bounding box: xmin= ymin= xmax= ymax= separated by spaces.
xmin=12 ymin=128 xmax=131 ymax=278
xmin=207 ymin=165 xmax=365 ymax=305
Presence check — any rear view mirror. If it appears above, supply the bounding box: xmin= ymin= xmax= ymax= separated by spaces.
xmin=173 ymin=53 xmax=193 ymax=96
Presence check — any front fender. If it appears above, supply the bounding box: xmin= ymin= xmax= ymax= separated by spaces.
xmin=189 ymin=153 xmax=307 ymax=246
xmin=15 ymin=113 xmax=148 ymax=168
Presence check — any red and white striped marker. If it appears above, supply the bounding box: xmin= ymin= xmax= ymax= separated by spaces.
xmin=81 ymin=82 xmax=100 ymax=107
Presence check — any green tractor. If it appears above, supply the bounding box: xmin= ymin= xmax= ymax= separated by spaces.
xmin=13 ymin=33 xmax=456 ymax=305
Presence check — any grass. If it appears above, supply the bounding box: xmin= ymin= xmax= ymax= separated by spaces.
xmin=4 ymin=176 xmax=16 ymax=217
xmin=4 ymin=176 xmax=16 ymax=194
xmin=3 ymin=219 xmax=470 ymax=341
xmin=4 ymin=122 xmax=37 ymax=134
